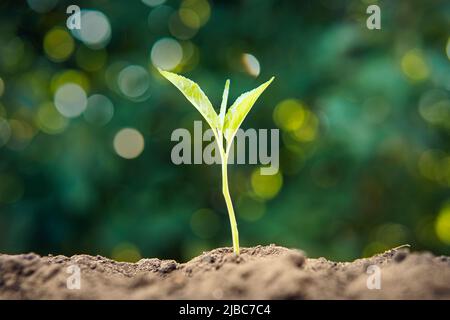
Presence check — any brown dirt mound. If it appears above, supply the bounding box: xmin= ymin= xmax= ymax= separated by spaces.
xmin=1 ymin=245 xmax=449 ymax=299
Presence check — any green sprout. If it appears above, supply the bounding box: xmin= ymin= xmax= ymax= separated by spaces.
xmin=158 ymin=68 xmax=274 ymax=255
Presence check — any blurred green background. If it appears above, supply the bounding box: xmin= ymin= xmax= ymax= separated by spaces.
xmin=0 ymin=0 xmax=449 ymax=262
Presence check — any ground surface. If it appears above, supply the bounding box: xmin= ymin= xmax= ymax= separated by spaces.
xmin=1 ymin=245 xmax=450 ymax=299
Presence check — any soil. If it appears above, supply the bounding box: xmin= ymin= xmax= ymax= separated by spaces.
xmin=1 ymin=245 xmax=450 ymax=299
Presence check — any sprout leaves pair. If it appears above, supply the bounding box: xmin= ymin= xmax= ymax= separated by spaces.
xmin=158 ymin=68 xmax=274 ymax=255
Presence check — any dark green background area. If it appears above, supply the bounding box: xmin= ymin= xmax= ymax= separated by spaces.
xmin=0 ymin=0 xmax=449 ymax=262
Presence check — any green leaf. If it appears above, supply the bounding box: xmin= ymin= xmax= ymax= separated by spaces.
xmin=158 ymin=68 xmax=219 ymax=131
xmin=223 ymin=77 xmax=274 ymax=142
xmin=219 ymin=79 xmax=230 ymax=131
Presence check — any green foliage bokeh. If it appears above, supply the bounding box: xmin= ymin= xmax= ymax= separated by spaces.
xmin=0 ymin=0 xmax=449 ymax=262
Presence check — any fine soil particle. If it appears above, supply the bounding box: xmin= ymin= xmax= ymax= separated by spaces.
xmin=1 ymin=245 xmax=449 ymax=299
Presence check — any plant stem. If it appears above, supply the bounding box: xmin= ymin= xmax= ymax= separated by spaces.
xmin=221 ymin=153 xmax=240 ymax=255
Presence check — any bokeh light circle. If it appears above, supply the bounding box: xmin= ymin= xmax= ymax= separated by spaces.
xmin=113 ymin=128 xmax=145 ymax=159
xmin=251 ymin=169 xmax=283 ymax=200
xmin=435 ymin=205 xmax=450 ymax=244
xmin=84 ymin=94 xmax=114 ymax=126
xmin=181 ymin=0 xmax=211 ymax=26
xmin=54 ymin=83 xmax=88 ymax=118
xmin=273 ymin=99 xmax=306 ymax=131
xmin=169 ymin=11 xmax=199 ymax=40
xmin=242 ymin=53 xmax=261 ymax=77
xmin=71 ymin=11 xmax=111 ymax=49
xmin=401 ymin=49 xmax=429 ymax=81
xmin=150 ymin=38 xmax=183 ymax=70
xmin=36 ymin=102 xmax=68 ymax=134
xmin=44 ymin=28 xmax=75 ymax=62
xmin=179 ymin=8 xmax=201 ymax=29
xmin=418 ymin=90 xmax=450 ymax=127
xmin=7 ymin=119 xmax=35 ymax=151
xmin=118 ymin=65 xmax=150 ymax=99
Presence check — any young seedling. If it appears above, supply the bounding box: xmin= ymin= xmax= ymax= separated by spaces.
xmin=158 ymin=68 xmax=274 ymax=255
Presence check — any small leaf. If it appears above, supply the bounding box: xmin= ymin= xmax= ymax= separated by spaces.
xmin=223 ymin=77 xmax=274 ymax=142
xmin=158 ymin=68 xmax=219 ymax=131
xmin=219 ymin=79 xmax=230 ymax=131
